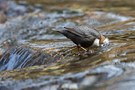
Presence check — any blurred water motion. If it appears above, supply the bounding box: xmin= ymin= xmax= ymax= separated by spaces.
xmin=0 ymin=0 xmax=135 ymax=90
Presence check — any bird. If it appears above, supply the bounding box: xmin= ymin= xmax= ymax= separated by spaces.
xmin=57 ymin=25 xmax=109 ymax=52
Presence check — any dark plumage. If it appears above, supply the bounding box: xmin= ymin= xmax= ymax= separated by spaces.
xmin=57 ymin=25 xmax=109 ymax=51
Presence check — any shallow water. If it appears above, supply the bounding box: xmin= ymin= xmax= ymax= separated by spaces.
xmin=0 ymin=0 xmax=135 ymax=90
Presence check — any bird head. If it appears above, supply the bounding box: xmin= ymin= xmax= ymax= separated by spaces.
xmin=100 ymin=35 xmax=109 ymax=47
xmin=93 ymin=35 xmax=109 ymax=47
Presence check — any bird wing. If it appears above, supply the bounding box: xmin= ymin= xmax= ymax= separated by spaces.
xmin=64 ymin=27 xmax=85 ymax=37
xmin=65 ymin=25 xmax=101 ymax=39
xmin=77 ymin=25 xmax=101 ymax=39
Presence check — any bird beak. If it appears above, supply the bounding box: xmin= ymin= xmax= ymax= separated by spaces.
xmin=100 ymin=38 xmax=110 ymax=47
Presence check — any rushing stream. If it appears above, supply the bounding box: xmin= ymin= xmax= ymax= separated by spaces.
xmin=0 ymin=0 xmax=135 ymax=90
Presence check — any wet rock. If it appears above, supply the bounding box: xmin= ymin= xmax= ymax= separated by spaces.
xmin=0 ymin=11 xmax=7 ymax=23
xmin=0 ymin=0 xmax=135 ymax=90
xmin=0 ymin=46 xmax=58 ymax=71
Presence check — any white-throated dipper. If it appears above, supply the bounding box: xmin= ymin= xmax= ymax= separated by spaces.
xmin=57 ymin=25 xmax=109 ymax=51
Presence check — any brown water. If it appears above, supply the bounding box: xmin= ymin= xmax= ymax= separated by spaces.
xmin=0 ymin=0 xmax=135 ymax=90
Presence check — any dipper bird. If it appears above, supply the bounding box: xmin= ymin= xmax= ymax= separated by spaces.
xmin=57 ymin=25 xmax=109 ymax=51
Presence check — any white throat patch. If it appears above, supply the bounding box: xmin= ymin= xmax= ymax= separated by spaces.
xmin=93 ymin=39 xmax=100 ymax=46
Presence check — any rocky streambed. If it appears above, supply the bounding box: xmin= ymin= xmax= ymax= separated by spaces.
xmin=0 ymin=0 xmax=135 ymax=90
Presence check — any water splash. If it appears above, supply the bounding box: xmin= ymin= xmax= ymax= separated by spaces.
xmin=0 ymin=46 xmax=56 ymax=71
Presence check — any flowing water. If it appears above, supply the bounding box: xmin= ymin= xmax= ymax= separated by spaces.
xmin=0 ymin=0 xmax=135 ymax=90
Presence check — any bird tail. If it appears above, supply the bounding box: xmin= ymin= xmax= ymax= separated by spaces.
xmin=55 ymin=30 xmax=63 ymax=33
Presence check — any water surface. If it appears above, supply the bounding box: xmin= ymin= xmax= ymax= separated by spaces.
xmin=0 ymin=0 xmax=135 ymax=90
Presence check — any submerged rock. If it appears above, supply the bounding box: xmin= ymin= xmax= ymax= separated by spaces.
xmin=0 ymin=0 xmax=135 ymax=90
xmin=0 ymin=46 xmax=58 ymax=71
xmin=0 ymin=11 xmax=7 ymax=24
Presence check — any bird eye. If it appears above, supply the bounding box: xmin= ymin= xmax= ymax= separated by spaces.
xmin=101 ymin=44 xmax=106 ymax=47
xmin=101 ymin=44 xmax=103 ymax=47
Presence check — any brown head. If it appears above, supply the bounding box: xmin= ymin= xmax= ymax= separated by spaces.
xmin=99 ymin=35 xmax=106 ymax=44
xmin=93 ymin=35 xmax=109 ymax=47
xmin=99 ymin=35 xmax=109 ymax=47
